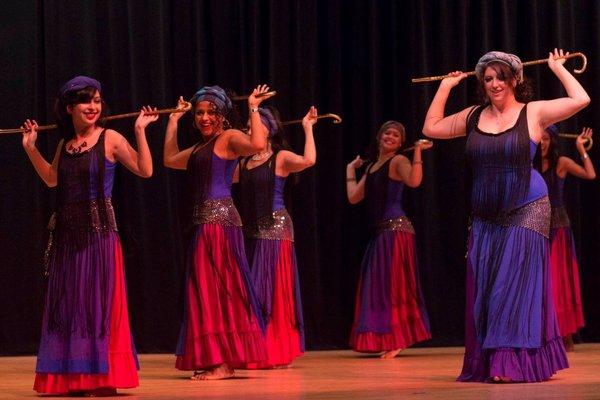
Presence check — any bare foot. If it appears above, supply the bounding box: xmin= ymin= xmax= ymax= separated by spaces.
xmin=492 ymin=376 xmax=513 ymax=383
xmin=380 ymin=349 xmax=403 ymax=359
xmin=564 ymin=335 xmax=575 ymax=352
xmin=191 ymin=364 xmax=234 ymax=380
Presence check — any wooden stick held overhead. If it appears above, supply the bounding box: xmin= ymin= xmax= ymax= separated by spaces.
xmin=282 ymin=113 xmax=343 ymax=126
xmin=0 ymin=101 xmax=193 ymax=136
xmin=559 ymin=133 xmax=593 ymax=150
xmin=411 ymin=52 xmax=588 ymax=83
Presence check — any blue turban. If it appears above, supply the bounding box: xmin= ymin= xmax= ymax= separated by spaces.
xmin=190 ymin=85 xmax=232 ymax=115
xmin=258 ymin=107 xmax=278 ymax=137
xmin=546 ymin=124 xmax=559 ymax=138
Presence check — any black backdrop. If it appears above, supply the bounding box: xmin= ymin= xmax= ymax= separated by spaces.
xmin=1 ymin=1 xmax=598 ymax=354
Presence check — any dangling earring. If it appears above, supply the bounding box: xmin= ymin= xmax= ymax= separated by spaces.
xmin=222 ymin=118 xmax=231 ymax=130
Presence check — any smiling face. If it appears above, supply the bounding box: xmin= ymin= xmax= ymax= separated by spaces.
xmin=482 ymin=63 xmax=517 ymax=104
xmin=540 ymin=131 xmax=552 ymax=159
xmin=194 ymin=100 xmax=224 ymax=138
xmin=378 ymin=127 xmax=404 ymax=153
xmin=66 ymin=89 xmax=102 ymax=128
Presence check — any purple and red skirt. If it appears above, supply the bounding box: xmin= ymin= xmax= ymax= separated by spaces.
xmin=34 ymin=232 xmax=138 ymax=394
xmin=175 ymin=222 xmax=267 ymax=370
xmin=350 ymin=221 xmax=431 ymax=352
xmin=243 ymin=237 xmax=304 ymax=369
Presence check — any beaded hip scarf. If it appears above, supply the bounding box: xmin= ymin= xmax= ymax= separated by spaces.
xmin=375 ymin=215 xmax=415 ymax=235
xmin=193 ymin=197 xmax=242 ymax=227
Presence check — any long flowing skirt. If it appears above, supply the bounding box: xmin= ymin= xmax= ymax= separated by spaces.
xmin=243 ymin=239 xmax=304 ymax=368
xmin=34 ymin=232 xmax=139 ymax=394
xmin=350 ymin=230 xmax=431 ymax=352
xmin=175 ymin=223 xmax=267 ymax=370
xmin=458 ymin=220 xmax=569 ymax=382
xmin=550 ymin=227 xmax=585 ymax=336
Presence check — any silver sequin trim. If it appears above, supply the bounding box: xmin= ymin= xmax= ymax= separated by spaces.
xmin=493 ymin=196 xmax=550 ymax=238
xmin=550 ymin=206 xmax=571 ymax=229
xmin=249 ymin=209 xmax=295 ymax=241
xmin=376 ymin=216 xmax=415 ymax=235
xmin=57 ymin=198 xmax=118 ymax=232
xmin=193 ymin=197 xmax=242 ymax=227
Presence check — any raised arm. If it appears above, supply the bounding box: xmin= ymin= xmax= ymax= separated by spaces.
xmin=279 ymin=106 xmax=317 ymax=174
xmin=109 ymin=106 xmax=156 ymax=178
xmin=227 ymin=85 xmax=271 ymax=156
xmin=558 ymin=127 xmax=596 ymax=180
xmin=530 ymin=49 xmax=591 ymax=130
xmin=21 ymin=119 xmax=61 ymax=187
xmin=422 ymin=72 xmax=474 ymax=139
xmin=394 ymin=140 xmax=433 ymax=187
xmin=164 ymin=97 xmax=194 ymax=170
xmin=346 ymin=156 xmax=367 ymax=204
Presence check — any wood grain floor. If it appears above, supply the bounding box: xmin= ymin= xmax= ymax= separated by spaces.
xmin=2 ymin=344 xmax=599 ymax=399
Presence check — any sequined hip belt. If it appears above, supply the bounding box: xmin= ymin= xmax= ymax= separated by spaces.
xmin=246 ymin=208 xmax=295 ymax=241
xmin=52 ymin=198 xmax=118 ymax=232
xmin=193 ymin=197 xmax=242 ymax=226
xmin=550 ymin=206 xmax=570 ymax=229
xmin=474 ymin=196 xmax=550 ymax=238
xmin=375 ymin=215 xmax=415 ymax=235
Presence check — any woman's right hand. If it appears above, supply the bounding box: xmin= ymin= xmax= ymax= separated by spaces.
xmin=169 ymin=96 xmax=189 ymax=121
xmin=21 ymin=119 xmax=38 ymax=150
xmin=440 ymin=71 xmax=468 ymax=89
xmin=247 ymin=84 xmax=272 ymax=109
xmin=347 ymin=155 xmax=364 ymax=169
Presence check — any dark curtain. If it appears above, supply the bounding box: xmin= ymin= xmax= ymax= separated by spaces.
xmin=1 ymin=0 xmax=598 ymax=354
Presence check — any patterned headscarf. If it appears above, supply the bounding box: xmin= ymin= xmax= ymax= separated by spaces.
xmin=475 ymin=51 xmax=524 ymax=83
xmin=190 ymin=85 xmax=232 ymax=115
xmin=546 ymin=124 xmax=559 ymax=139
xmin=258 ymin=107 xmax=278 ymax=138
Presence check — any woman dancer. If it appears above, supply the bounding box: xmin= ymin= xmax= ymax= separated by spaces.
xmin=22 ymin=76 xmax=155 ymax=395
xmin=538 ymin=125 xmax=595 ymax=350
xmin=236 ymin=106 xmax=317 ymax=368
xmin=423 ymin=49 xmax=590 ymax=382
xmin=164 ymin=85 xmax=269 ymax=380
xmin=346 ymin=121 xmax=432 ymax=358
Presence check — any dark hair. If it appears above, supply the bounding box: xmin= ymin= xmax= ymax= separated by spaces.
xmin=476 ymin=62 xmax=533 ymax=104
xmin=54 ymin=86 xmax=107 ymax=141
xmin=367 ymin=121 xmax=406 ymax=162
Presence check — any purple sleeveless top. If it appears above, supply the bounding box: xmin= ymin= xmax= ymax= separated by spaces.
xmin=364 ymin=158 xmax=406 ymax=229
xmin=58 ymin=132 xmax=115 ymax=203
xmin=238 ymin=154 xmax=287 ymax=234
xmin=206 ymin=153 xmax=237 ymax=199
xmin=542 ymin=167 xmax=565 ymax=208
xmin=466 ymin=104 xmax=547 ymax=219
xmin=273 ymin=176 xmax=285 ymax=211
xmin=188 ymin=136 xmax=238 ymax=204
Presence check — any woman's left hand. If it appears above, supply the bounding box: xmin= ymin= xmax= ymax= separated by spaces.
xmin=576 ymin=126 xmax=593 ymax=152
xmin=548 ymin=48 xmax=569 ymax=72
xmin=302 ymin=106 xmax=318 ymax=129
xmin=135 ymin=106 xmax=159 ymax=130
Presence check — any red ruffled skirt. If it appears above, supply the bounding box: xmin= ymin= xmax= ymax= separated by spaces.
xmin=550 ymin=227 xmax=585 ymax=336
xmin=175 ymin=224 xmax=266 ymax=370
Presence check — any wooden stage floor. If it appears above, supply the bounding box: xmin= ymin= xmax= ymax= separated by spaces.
xmin=2 ymin=344 xmax=600 ymax=399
